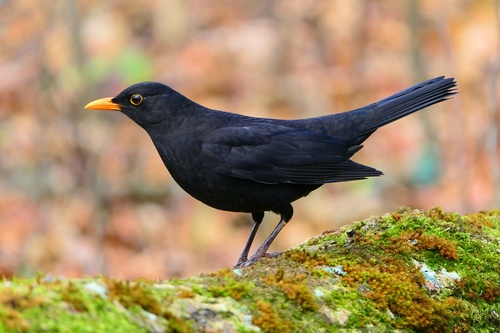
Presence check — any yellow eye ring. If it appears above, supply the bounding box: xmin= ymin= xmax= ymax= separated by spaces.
xmin=130 ymin=94 xmax=143 ymax=105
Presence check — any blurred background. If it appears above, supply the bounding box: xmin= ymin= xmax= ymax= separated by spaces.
xmin=0 ymin=0 xmax=498 ymax=279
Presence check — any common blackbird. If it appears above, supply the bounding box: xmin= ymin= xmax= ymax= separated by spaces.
xmin=85 ymin=76 xmax=457 ymax=267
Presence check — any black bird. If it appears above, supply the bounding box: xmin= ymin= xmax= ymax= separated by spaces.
xmin=85 ymin=76 xmax=457 ymax=267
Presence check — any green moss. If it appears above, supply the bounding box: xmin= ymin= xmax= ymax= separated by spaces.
xmin=1 ymin=207 xmax=498 ymax=332
xmin=283 ymin=207 xmax=499 ymax=332
xmin=104 ymin=278 xmax=192 ymax=332
xmin=18 ymin=301 xmax=143 ymax=333
xmin=343 ymin=258 xmax=461 ymax=331
xmin=454 ymin=276 xmax=500 ymax=302
xmin=207 ymin=276 xmax=255 ymax=300
xmin=0 ymin=278 xmax=146 ymax=333
xmin=321 ymin=285 xmax=384 ymax=327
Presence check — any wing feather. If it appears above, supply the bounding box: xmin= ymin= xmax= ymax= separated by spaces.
xmin=202 ymin=125 xmax=382 ymax=184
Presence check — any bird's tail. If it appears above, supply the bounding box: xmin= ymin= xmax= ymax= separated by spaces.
xmin=311 ymin=76 xmax=457 ymax=145
xmin=357 ymin=76 xmax=457 ymax=136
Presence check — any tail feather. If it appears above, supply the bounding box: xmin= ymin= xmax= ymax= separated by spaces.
xmin=359 ymin=76 xmax=457 ymax=136
xmin=306 ymin=76 xmax=457 ymax=145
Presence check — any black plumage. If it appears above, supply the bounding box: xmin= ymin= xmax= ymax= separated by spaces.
xmin=85 ymin=76 xmax=457 ymax=266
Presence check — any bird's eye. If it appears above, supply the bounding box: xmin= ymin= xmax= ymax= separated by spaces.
xmin=130 ymin=94 xmax=143 ymax=106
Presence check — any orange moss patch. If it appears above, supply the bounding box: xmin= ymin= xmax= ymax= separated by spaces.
xmin=408 ymin=230 xmax=457 ymax=260
xmin=104 ymin=278 xmax=191 ymax=332
xmin=262 ymin=268 xmax=319 ymax=311
xmin=342 ymin=258 xmax=462 ymax=332
xmin=425 ymin=206 xmax=460 ymax=223
xmin=0 ymin=306 xmax=30 ymax=331
xmin=176 ymin=289 xmax=196 ymax=299
xmin=284 ymin=248 xmax=332 ymax=268
xmin=464 ymin=210 xmax=499 ymax=230
xmin=252 ymin=300 xmax=293 ymax=333
xmin=385 ymin=229 xmax=459 ymax=260
xmin=454 ymin=276 xmax=500 ymax=303
xmin=106 ymin=279 xmax=163 ymax=314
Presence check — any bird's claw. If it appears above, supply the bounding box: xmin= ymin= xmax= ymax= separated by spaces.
xmin=234 ymin=251 xmax=284 ymax=268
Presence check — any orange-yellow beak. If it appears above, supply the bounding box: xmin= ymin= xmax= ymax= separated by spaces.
xmin=84 ymin=97 xmax=121 ymax=111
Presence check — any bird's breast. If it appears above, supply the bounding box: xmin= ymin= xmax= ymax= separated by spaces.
xmin=151 ymin=134 xmax=318 ymax=213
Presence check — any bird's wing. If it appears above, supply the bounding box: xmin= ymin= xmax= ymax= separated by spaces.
xmin=202 ymin=125 xmax=382 ymax=185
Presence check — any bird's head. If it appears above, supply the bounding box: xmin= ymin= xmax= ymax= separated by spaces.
xmin=85 ymin=82 xmax=189 ymax=129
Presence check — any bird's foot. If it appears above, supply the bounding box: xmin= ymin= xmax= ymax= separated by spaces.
xmin=262 ymin=251 xmax=283 ymax=258
xmin=235 ymin=255 xmax=249 ymax=268
xmin=234 ymin=258 xmax=253 ymax=268
xmin=234 ymin=251 xmax=284 ymax=268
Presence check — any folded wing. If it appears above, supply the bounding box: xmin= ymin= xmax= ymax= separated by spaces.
xmin=202 ymin=125 xmax=382 ymax=185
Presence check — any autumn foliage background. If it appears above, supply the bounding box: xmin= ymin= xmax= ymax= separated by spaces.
xmin=0 ymin=1 xmax=499 ymax=279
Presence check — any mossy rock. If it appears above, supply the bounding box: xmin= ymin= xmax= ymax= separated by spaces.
xmin=1 ymin=207 xmax=499 ymax=332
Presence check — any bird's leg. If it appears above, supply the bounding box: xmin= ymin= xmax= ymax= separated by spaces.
xmin=246 ymin=218 xmax=288 ymax=264
xmin=235 ymin=212 xmax=264 ymax=267
xmin=245 ymin=204 xmax=293 ymax=266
